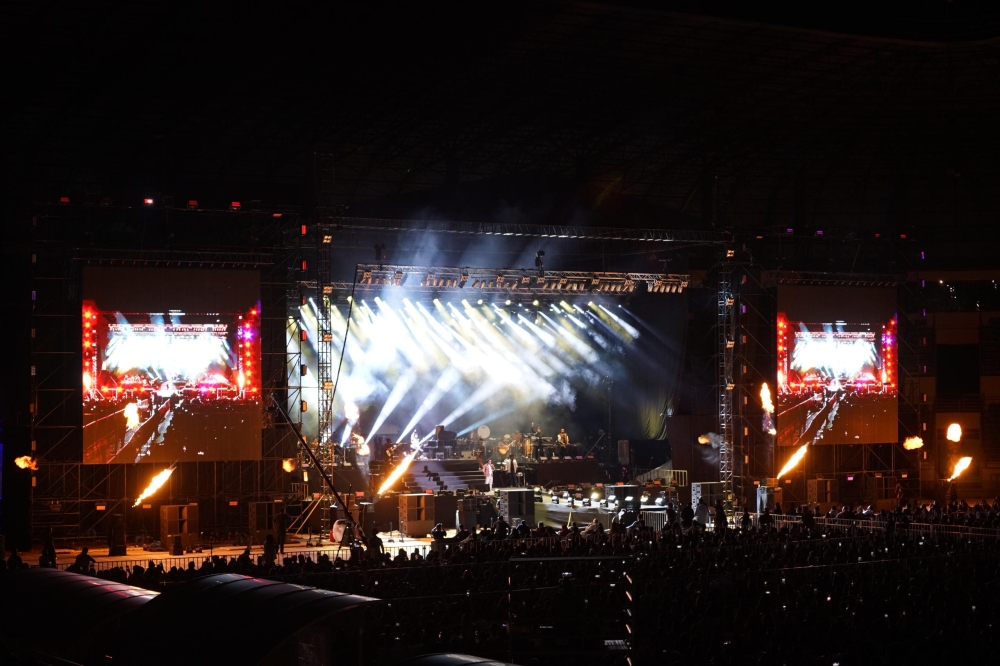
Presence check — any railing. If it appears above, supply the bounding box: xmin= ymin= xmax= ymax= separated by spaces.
xmin=737 ymin=513 xmax=1000 ymax=540
xmin=633 ymin=466 xmax=688 ymax=487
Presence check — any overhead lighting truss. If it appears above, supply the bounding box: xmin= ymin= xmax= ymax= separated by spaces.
xmin=313 ymin=265 xmax=689 ymax=297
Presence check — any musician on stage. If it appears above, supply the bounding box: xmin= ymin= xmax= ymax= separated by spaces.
xmin=504 ymin=453 xmax=518 ymax=487
xmin=483 ymin=459 xmax=495 ymax=493
xmin=554 ymin=427 xmax=569 ymax=457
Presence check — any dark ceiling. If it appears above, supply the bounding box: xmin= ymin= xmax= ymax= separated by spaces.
xmin=7 ymin=1 xmax=1000 ymax=247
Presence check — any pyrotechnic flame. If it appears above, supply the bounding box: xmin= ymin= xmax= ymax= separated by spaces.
xmin=948 ymin=456 xmax=972 ymax=482
xmin=946 ymin=423 xmax=962 ymax=443
xmin=358 ymin=441 xmax=370 ymax=456
xmin=768 ymin=427 xmax=777 ymax=435
xmin=760 ymin=383 xmax=774 ymax=414
xmin=133 ymin=468 xmax=174 ymax=507
xmin=282 ymin=458 xmax=296 ymax=473
xmin=903 ymin=436 xmax=924 ymax=450
xmin=378 ymin=448 xmax=420 ymax=495
xmin=344 ymin=401 xmax=360 ymax=422
xmin=123 ymin=403 xmax=140 ymax=430
xmin=15 ymin=456 xmax=38 ymax=471
xmin=776 ymin=444 xmax=809 ymax=479
xmin=698 ymin=435 xmax=710 ymax=445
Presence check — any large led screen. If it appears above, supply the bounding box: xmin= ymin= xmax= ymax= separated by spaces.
xmin=82 ymin=267 xmax=262 ymax=463
xmin=776 ymin=286 xmax=897 ymax=446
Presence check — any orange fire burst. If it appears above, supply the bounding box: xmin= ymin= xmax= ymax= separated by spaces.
xmin=282 ymin=458 xmax=296 ymax=473
xmin=378 ymin=450 xmax=419 ymax=495
xmin=946 ymin=423 xmax=962 ymax=443
xmin=776 ymin=444 xmax=808 ymax=479
xmin=123 ymin=403 xmax=140 ymax=430
xmin=948 ymin=456 xmax=972 ymax=482
xmin=760 ymin=383 xmax=774 ymax=413
xmin=133 ymin=468 xmax=174 ymax=507
xmin=15 ymin=456 xmax=38 ymax=471
xmin=903 ymin=436 xmax=924 ymax=450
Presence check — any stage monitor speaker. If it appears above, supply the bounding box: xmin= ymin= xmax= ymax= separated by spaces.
xmin=460 ymin=496 xmax=479 ymax=530
xmin=807 ymin=479 xmax=839 ymax=504
xmin=249 ymin=501 xmax=276 ymax=543
xmin=399 ymin=493 xmax=435 ymax=537
xmin=608 ymin=484 xmax=639 ymax=510
xmin=499 ymin=489 xmax=535 ymax=524
xmin=108 ymin=513 xmax=127 ymax=556
xmin=617 ymin=440 xmax=630 ymax=465
xmin=691 ymin=482 xmax=725 ymax=511
xmin=756 ymin=485 xmax=771 ymax=513
xmin=160 ymin=504 xmax=199 ymax=551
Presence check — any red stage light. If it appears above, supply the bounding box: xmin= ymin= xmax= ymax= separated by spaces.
xmin=301 ymin=224 xmax=307 ymax=236
xmin=187 ymin=199 xmax=198 ymax=209
xmin=143 ymin=198 xmax=154 ymax=205
xmin=59 ymin=196 xmax=70 ymax=203
xmin=230 ymin=201 xmax=241 ymax=210
xmin=273 ymin=213 xmax=282 ymax=218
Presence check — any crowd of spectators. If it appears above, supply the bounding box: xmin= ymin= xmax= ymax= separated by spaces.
xmin=5 ymin=500 xmax=1000 ymax=663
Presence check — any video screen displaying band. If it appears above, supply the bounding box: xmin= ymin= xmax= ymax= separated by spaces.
xmin=776 ymin=286 xmax=897 ymax=446
xmin=82 ymin=267 xmax=262 ymax=464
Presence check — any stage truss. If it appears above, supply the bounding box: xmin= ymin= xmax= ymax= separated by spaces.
xmin=303 ymin=264 xmax=690 ymax=298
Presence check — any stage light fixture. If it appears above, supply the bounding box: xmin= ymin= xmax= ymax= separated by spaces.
xmin=322 ymin=235 xmax=332 ymax=244
xmin=230 ymin=201 xmax=241 ymax=210
xmin=393 ymin=270 xmax=404 ymax=285
xmin=460 ymin=272 xmax=469 ymax=287
xmin=505 ymin=299 xmax=512 ymax=305
xmin=187 ymin=199 xmax=198 ymax=209
xmin=477 ymin=299 xmax=483 ymax=305
xmin=143 ymin=197 xmax=154 ymax=206
xmin=532 ymin=299 xmax=539 ymax=306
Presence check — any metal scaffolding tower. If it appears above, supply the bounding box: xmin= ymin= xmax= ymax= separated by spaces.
xmin=717 ymin=255 xmax=738 ymax=510
xmin=314 ymin=153 xmax=336 ymax=448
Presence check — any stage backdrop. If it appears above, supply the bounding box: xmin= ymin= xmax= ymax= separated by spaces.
xmin=82 ymin=267 xmax=262 ymax=464
xmin=289 ymin=288 xmax=685 ymax=452
xmin=776 ymin=286 xmax=897 ymax=447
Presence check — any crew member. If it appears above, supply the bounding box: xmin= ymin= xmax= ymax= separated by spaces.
xmin=273 ymin=505 xmax=292 ymax=554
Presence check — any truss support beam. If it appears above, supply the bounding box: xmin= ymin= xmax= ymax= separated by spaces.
xmin=323 ymin=216 xmax=728 ymax=244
